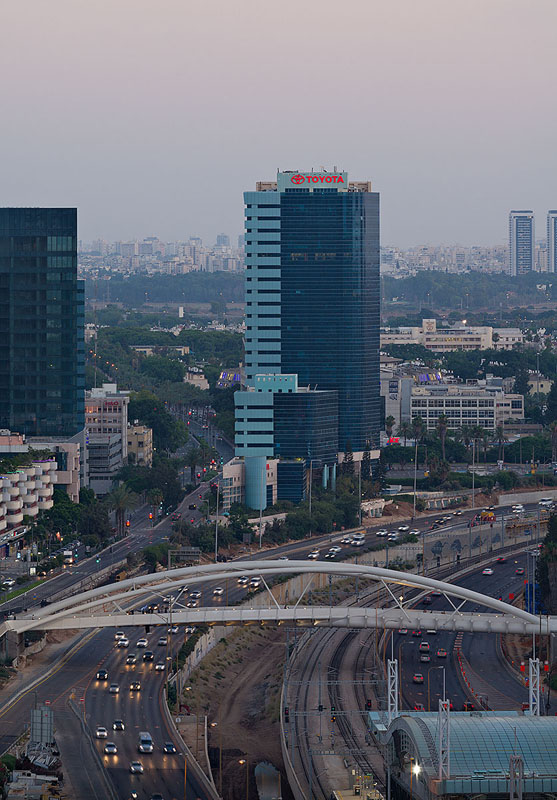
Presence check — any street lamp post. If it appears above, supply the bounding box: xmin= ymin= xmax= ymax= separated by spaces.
xmin=214 ymin=481 xmax=219 ymax=563
xmin=410 ymin=758 xmax=421 ymax=800
xmin=239 ymin=757 xmax=249 ymax=800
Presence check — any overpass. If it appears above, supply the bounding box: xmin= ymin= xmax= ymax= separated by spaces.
xmin=1 ymin=560 xmax=554 ymax=637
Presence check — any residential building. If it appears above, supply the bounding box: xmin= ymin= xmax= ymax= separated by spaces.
xmin=87 ymin=434 xmax=122 ymax=495
xmin=509 ymin=210 xmax=534 ymax=275
xmin=27 ymin=438 xmax=82 ymax=502
xmin=127 ymin=424 xmax=153 ymax=467
xmin=548 ymin=210 xmax=557 ymax=273
xmin=0 ymin=459 xmax=57 ymax=536
xmin=238 ymin=169 xmax=381 ymax=509
xmin=527 ymin=373 xmax=553 ymax=395
xmin=0 ymin=208 xmax=84 ymax=437
xmin=410 ymin=384 xmax=523 ymax=432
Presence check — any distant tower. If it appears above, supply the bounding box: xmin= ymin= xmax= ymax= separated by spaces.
xmin=509 ymin=210 xmax=534 ymax=276
xmin=547 ymin=211 xmax=557 ymax=273
xmin=216 ymin=233 xmax=230 ymax=248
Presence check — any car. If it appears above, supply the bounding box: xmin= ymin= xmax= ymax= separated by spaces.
xmin=126 ymin=653 xmax=137 ymax=664
xmin=413 ymin=673 xmax=424 ymax=684
xmin=482 ymin=568 xmax=494 ymax=575
xmin=136 ymin=638 xmax=148 ymax=648
xmin=375 ymin=529 xmax=388 ymax=537
xmin=189 ymin=590 xmax=202 ymax=599
xmin=104 ymin=742 xmax=118 ymax=755
xmin=117 ymin=637 xmax=130 ymax=648
xmin=96 ymin=669 xmax=109 ymax=680
xmin=307 ymin=551 xmax=320 ymax=559
xmin=414 ymin=703 xmax=425 ymax=711
xmin=431 ymin=591 xmax=442 ymax=597
xmin=96 ymin=726 xmax=108 ymax=739
xmin=190 ymin=518 xmax=195 ymax=524
xmin=435 ymin=518 xmax=444 ymax=525
xmin=130 ymin=681 xmax=141 ymax=691
xmin=237 ymin=576 xmax=249 ymax=585
xmin=409 ymin=529 xmax=420 ymax=536
xmin=454 ymin=510 xmax=463 ymax=515
xmin=163 ymin=742 xmax=177 ymax=754
xmin=412 ymin=630 xmax=422 ymax=637
xmin=278 ymin=556 xmax=289 ymax=561
xmin=169 ymin=625 xmax=179 ymax=634
xmin=3 ymin=578 xmax=15 ymax=588
xmin=188 ymin=503 xmax=197 ymax=510
xmin=143 ymin=651 xmax=154 ymax=662
xmin=437 ymin=649 xmax=447 ymax=658
xmin=516 ymin=567 xmax=525 ymax=575
xmin=130 ymin=761 xmax=144 ymax=774
xmin=249 ymin=577 xmax=261 ymax=587
xmin=112 ymin=720 xmax=125 ymax=730
xmin=352 ymin=538 xmax=364 ymax=547
xmin=419 ymin=641 xmax=430 ymax=652
xmin=388 ymin=531 xmax=398 ymax=538
xmin=157 ymin=636 xmax=168 ymax=646
xmin=109 ymin=683 xmax=119 ymax=694
xmin=114 ymin=631 xmax=125 ymax=640
xmin=155 ymin=662 xmax=165 ymax=671
xmin=423 ymin=596 xmax=432 ymax=605
xmin=341 ymin=535 xmax=354 ymax=543
xmin=324 ymin=552 xmax=336 ymax=559
xmin=186 ymin=599 xmax=199 ymax=608
xmin=329 ymin=546 xmax=342 ymax=554
xmin=184 ymin=626 xmax=195 ymax=634
xmin=398 ymin=525 xmax=409 ymax=532
xmin=463 ymin=701 xmax=475 ymax=711
xmin=171 ymin=512 xmax=182 ymax=520
xmin=398 ymin=629 xmax=408 ymax=635
xmin=420 ymin=654 xmax=431 ymax=663
xmin=150 ymin=795 xmax=165 ymax=800
xmin=426 ymin=629 xmax=437 ymax=636
xmin=213 ymin=587 xmax=224 ymax=596
xmin=496 ymin=556 xmax=506 ymax=563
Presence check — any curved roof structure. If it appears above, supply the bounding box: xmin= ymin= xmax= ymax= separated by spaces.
xmin=370 ymin=710 xmax=557 ymax=797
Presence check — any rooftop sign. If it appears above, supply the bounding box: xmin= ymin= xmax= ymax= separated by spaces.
xmin=277 ymin=171 xmax=348 ymax=192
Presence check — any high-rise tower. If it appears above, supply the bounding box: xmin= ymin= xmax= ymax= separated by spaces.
xmin=509 ymin=210 xmax=534 ymax=276
xmin=547 ymin=211 xmax=557 ymax=274
xmin=237 ymin=170 xmax=380 ymax=508
xmin=0 ymin=208 xmax=84 ymax=436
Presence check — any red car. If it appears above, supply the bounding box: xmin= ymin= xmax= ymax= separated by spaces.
xmin=413 ymin=673 xmax=424 ymax=684
xmin=412 ymin=630 xmax=422 ymax=637
xmin=496 ymin=556 xmax=506 ymax=563
xmin=171 ymin=512 xmax=181 ymax=521
xmin=516 ymin=567 xmax=525 ymax=575
xmin=414 ymin=703 xmax=425 ymax=711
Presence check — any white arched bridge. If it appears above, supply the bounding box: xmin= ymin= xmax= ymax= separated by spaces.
xmin=1 ymin=560 xmax=554 ymax=637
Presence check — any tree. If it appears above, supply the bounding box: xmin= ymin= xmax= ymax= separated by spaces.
xmin=513 ymin=368 xmax=530 ymax=398
xmin=412 ymin=416 xmax=425 ymax=467
xmin=436 ymin=414 xmax=449 ymax=461
xmin=493 ymin=425 xmax=508 ymax=462
xmin=385 ymin=415 xmax=396 ymax=440
xmin=397 ymin=421 xmax=413 ymax=448
xmin=361 ymin=444 xmax=371 ymax=481
xmin=185 ymin=446 xmax=202 ymax=483
xmin=546 ymin=381 xmax=557 ymax=425
xmin=107 ymin=484 xmax=140 ymax=535
xmin=342 ymin=441 xmax=354 ymax=476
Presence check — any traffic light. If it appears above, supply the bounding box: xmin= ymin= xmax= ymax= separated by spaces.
xmin=126 ymin=519 xmax=131 ymax=527
xmin=149 ymin=512 xmax=153 ymax=520
xmin=96 ymin=556 xmax=100 ymax=564
xmin=318 ymin=704 xmax=324 ymax=712
xmin=284 ymin=707 xmax=289 ymax=722
xmin=366 ymin=699 xmax=372 ymax=710
xmin=331 ymin=704 xmax=336 ymax=721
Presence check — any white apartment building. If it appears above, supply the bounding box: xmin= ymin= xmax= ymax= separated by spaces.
xmin=380 ymin=319 xmax=523 ymax=352
xmin=410 ymin=385 xmax=524 ymax=432
xmin=0 ymin=460 xmax=57 ymax=536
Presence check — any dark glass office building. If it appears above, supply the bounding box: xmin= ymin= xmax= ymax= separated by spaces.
xmin=273 ymin=388 xmax=338 ymax=464
xmin=0 ymin=208 xmax=84 ymax=437
xmin=279 ymin=174 xmax=380 ymax=451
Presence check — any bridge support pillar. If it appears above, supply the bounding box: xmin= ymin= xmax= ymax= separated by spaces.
xmin=387 ymin=659 xmax=398 ymax=726
xmin=529 ymin=657 xmax=540 ymax=716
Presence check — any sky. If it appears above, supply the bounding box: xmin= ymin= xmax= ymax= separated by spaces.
xmin=0 ymin=0 xmax=555 ymax=247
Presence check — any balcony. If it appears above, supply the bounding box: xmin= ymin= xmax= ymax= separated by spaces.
xmin=5 ymin=500 xmax=23 ymax=512
xmin=37 ymin=499 xmax=53 ymax=511
xmin=6 ymin=511 xmax=24 ymax=524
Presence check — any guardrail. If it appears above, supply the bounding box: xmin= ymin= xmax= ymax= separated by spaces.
xmin=68 ymin=698 xmax=119 ymax=800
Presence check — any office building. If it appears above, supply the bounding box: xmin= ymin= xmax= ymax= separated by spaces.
xmin=509 ymin=210 xmax=534 ymax=275
xmin=410 ymin=384 xmax=524 ymax=432
xmin=127 ymin=424 xmax=153 ymax=467
xmin=85 ymin=383 xmax=129 ymax=493
xmin=0 ymin=208 xmax=84 ymax=437
xmin=548 ymin=210 xmax=557 ymax=273
xmin=380 ymin=319 xmax=523 ymax=352
xmin=238 ymin=169 xmax=381 ymax=509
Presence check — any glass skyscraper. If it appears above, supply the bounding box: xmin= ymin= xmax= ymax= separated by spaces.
xmin=509 ymin=210 xmax=534 ymax=276
xmin=237 ymin=170 xmax=380 ymax=508
xmin=0 ymin=208 xmax=84 ymax=437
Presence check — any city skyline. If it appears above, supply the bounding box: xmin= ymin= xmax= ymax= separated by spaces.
xmin=1 ymin=0 xmax=556 ymax=247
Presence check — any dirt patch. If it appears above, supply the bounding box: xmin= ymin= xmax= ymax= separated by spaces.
xmin=183 ymin=626 xmax=294 ymax=800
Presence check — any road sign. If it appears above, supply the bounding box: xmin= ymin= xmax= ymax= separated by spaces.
xmin=170 ymin=547 xmax=201 ymax=564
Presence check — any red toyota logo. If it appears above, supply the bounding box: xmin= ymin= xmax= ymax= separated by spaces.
xmin=291 ymin=174 xmax=305 ymax=184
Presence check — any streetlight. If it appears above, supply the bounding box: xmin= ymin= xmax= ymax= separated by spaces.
xmin=239 ymin=757 xmax=249 ymax=800
xmin=410 ymin=757 xmax=421 ymax=800
xmin=427 ymin=665 xmax=446 ymax=711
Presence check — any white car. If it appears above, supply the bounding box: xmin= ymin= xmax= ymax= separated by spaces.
xmin=237 ymin=576 xmax=249 ymax=585
xmin=307 ymin=551 xmax=320 ymax=560
xmin=352 ymin=539 xmax=365 ymax=547
xmin=155 ymin=662 xmax=165 ymax=671
xmin=375 ymin=529 xmax=388 ymax=537
xmin=278 ymin=556 xmax=289 ymax=561
xmin=104 ymin=742 xmax=118 ymax=755
xmin=117 ymin=637 xmax=129 ymax=648
xmin=114 ymin=631 xmax=125 ymax=640
xmin=157 ymin=637 xmax=168 ymax=647
xmin=109 ymin=683 xmax=120 ymax=694
xmin=189 ymin=590 xmax=202 ymax=600
xmin=136 ymin=638 xmax=148 ymax=648
xmin=212 ymin=587 xmax=224 ymax=596
xmin=482 ymin=568 xmax=494 ymax=576
xmin=249 ymin=577 xmax=261 ymax=587
xmin=96 ymin=726 xmax=108 ymax=739
xmin=409 ymin=529 xmax=420 ymax=536
xmin=130 ymin=761 xmax=144 ymax=774
xmin=398 ymin=525 xmax=409 ymax=532
xmin=341 ymin=535 xmax=353 ymax=543
xmin=329 ymin=546 xmax=342 ymax=554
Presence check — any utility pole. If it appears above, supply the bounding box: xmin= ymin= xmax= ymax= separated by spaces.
xmin=214 ymin=481 xmax=219 ymax=563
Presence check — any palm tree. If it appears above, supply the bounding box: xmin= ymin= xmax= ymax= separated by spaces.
xmin=436 ymin=414 xmax=449 ymax=462
xmin=458 ymin=425 xmax=475 ymax=455
xmin=397 ymin=421 xmax=413 ymax=448
xmin=411 ymin=416 xmax=425 ymax=468
xmin=493 ymin=425 xmax=508 ymax=462
xmin=107 ymin=484 xmax=140 ymax=535
xmin=385 ymin=415 xmax=396 ymax=440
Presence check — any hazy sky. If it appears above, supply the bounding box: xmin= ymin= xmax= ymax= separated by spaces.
xmin=1 ymin=0 xmax=555 ymax=247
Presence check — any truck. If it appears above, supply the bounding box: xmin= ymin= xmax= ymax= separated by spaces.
xmin=63 ymin=549 xmax=74 ymax=565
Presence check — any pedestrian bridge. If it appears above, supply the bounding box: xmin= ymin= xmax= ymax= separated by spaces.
xmin=1 ymin=561 xmax=554 ymax=637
